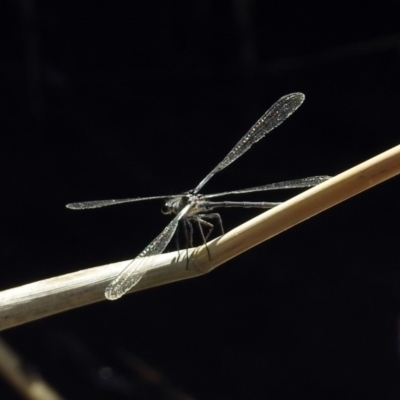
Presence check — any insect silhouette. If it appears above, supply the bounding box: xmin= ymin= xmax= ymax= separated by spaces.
xmin=67 ymin=93 xmax=329 ymax=300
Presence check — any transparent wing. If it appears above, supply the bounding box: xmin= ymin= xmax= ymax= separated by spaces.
xmin=194 ymin=93 xmax=305 ymax=193
xmin=204 ymin=176 xmax=330 ymax=199
xmin=66 ymin=195 xmax=178 ymax=210
xmin=105 ymin=203 xmax=192 ymax=300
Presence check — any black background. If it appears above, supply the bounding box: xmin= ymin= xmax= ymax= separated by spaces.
xmin=1 ymin=1 xmax=400 ymax=399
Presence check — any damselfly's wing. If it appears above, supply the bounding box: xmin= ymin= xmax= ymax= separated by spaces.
xmin=204 ymin=176 xmax=330 ymax=199
xmin=194 ymin=93 xmax=305 ymax=194
xmin=105 ymin=203 xmax=192 ymax=300
xmin=66 ymin=195 xmax=179 ymax=210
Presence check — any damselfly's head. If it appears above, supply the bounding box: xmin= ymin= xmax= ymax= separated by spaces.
xmin=161 ymin=195 xmax=190 ymax=215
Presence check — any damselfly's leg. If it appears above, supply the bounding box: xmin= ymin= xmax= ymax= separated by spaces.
xmin=198 ymin=213 xmax=224 ymax=237
xmin=175 ymin=223 xmax=187 ymax=262
xmin=192 ymin=217 xmax=212 ymax=260
xmin=175 ymin=222 xmax=180 ymax=251
xmin=181 ymin=219 xmax=195 ymax=269
xmin=185 ymin=219 xmax=194 ymax=247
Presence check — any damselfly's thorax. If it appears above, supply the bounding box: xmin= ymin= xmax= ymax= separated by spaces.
xmin=161 ymin=192 xmax=210 ymax=216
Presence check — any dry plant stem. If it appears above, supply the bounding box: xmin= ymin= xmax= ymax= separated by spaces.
xmin=194 ymin=143 xmax=400 ymax=270
xmin=1 ymin=144 xmax=400 ymax=331
xmin=0 ymin=252 xmax=200 ymax=331
xmin=0 ymin=337 xmax=65 ymax=400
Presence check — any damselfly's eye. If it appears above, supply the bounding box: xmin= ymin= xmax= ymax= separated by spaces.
xmin=161 ymin=205 xmax=171 ymax=215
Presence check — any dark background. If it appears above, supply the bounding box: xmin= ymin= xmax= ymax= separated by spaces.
xmin=1 ymin=1 xmax=400 ymax=399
